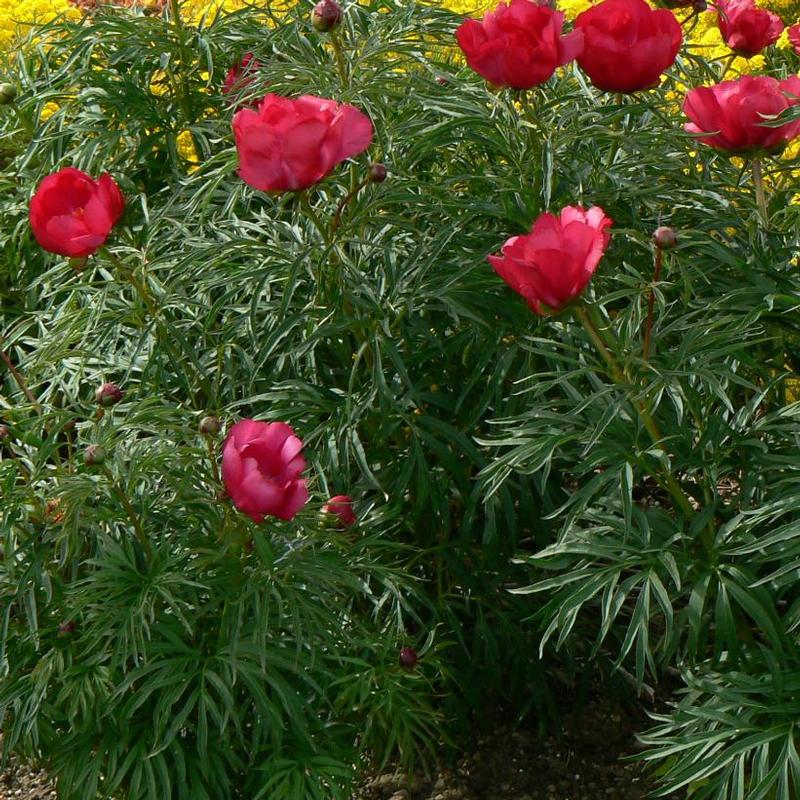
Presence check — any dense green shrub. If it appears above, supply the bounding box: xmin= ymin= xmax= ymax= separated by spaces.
xmin=3 ymin=0 xmax=800 ymax=798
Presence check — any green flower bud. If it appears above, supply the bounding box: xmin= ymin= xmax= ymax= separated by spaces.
xmin=199 ymin=415 xmax=221 ymax=435
xmin=84 ymin=445 xmax=106 ymax=466
xmin=0 ymin=83 xmax=17 ymax=105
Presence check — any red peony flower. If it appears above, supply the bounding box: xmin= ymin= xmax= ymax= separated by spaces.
xmin=789 ymin=22 xmax=800 ymax=53
xmin=221 ymin=420 xmax=309 ymax=522
xmin=488 ymin=205 xmax=613 ymax=315
xmin=223 ymin=52 xmax=262 ymax=96
xmin=574 ymin=0 xmax=682 ymax=93
xmin=29 ymin=167 xmax=124 ymax=258
xmin=233 ymin=94 xmax=373 ymax=192
xmin=715 ymin=0 xmax=783 ymax=57
xmin=323 ymin=495 xmax=356 ymax=527
xmin=683 ymin=75 xmax=800 ymax=154
xmin=455 ymin=0 xmax=583 ymax=90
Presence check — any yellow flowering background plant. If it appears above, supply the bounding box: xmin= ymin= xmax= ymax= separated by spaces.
xmin=3 ymin=0 xmax=800 ymax=799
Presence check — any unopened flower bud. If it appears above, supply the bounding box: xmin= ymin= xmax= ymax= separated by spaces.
xmin=199 ymin=415 xmax=221 ymax=435
xmin=95 ymin=382 xmax=123 ymax=407
xmin=653 ymin=226 xmax=678 ymax=250
xmin=0 ymin=83 xmax=16 ymax=105
xmin=0 ymin=425 xmax=9 ymax=440
xmin=58 ymin=620 xmax=76 ymax=637
xmin=311 ymin=0 xmax=342 ymax=31
xmin=399 ymin=646 xmax=419 ymax=669
xmin=84 ymin=444 xmax=106 ymax=466
xmin=368 ymin=163 xmax=387 ymax=183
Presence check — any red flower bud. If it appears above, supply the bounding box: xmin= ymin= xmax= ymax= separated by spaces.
xmin=488 ymin=205 xmax=613 ymax=315
xmin=95 ymin=382 xmax=123 ymax=407
xmin=84 ymin=445 xmax=106 ymax=466
xmin=323 ymin=495 xmax=357 ymax=527
xmin=399 ymin=647 xmax=419 ymax=669
xmin=223 ymin=52 xmax=262 ymax=96
xmin=0 ymin=424 xmax=9 ymax=440
xmin=311 ymin=0 xmax=342 ymax=31
xmin=653 ymin=226 xmax=678 ymax=249
xmin=58 ymin=620 xmax=76 ymax=637
xmin=199 ymin=415 xmax=221 ymax=435
xmin=29 ymin=168 xmax=125 ymax=258
xmin=368 ymin=163 xmax=387 ymax=183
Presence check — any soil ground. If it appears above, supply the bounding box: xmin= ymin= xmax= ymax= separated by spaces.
xmin=1 ymin=697 xmax=676 ymax=800
xmin=358 ymin=695 xmax=677 ymax=800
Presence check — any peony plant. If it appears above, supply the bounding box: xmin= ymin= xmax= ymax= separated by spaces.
xmin=2 ymin=1 xmax=800 ymax=800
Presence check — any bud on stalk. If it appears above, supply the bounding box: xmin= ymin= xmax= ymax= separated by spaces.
xmin=84 ymin=444 xmax=106 ymax=466
xmin=399 ymin=646 xmax=419 ymax=669
xmin=199 ymin=415 xmax=221 ymax=435
xmin=311 ymin=0 xmax=342 ymax=31
xmin=368 ymin=163 xmax=387 ymax=183
xmin=95 ymin=382 xmax=123 ymax=407
xmin=652 ymin=226 xmax=678 ymax=250
xmin=0 ymin=83 xmax=17 ymax=105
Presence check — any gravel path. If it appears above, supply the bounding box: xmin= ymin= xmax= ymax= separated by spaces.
xmin=0 ymin=750 xmax=55 ymax=800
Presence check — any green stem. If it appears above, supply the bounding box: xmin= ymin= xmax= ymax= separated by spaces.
xmin=299 ymin=193 xmax=330 ymax=244
xmin=720 ymin=51 xmax=737 ymax=81
xmin=752 ymin=159 xmax=768 ymax=227
xmin=642 ymin=245 xmax=664 ymax=362
xmin=328 ymin=30 xmax=349 ymax=86
xmin=205 ymin=435 xmax=221 ymax=486
xmin=101 ymin=248 xmax=211 ymax=405
xmin=0 ymin=335 xmax=41 ymax=412
xmin=101 ymin=464 xmax=152 ymax=560
xmin=168 ymin=0 xmax=198 ymax=139
xmin=329 ymin=178 xmax=369 ymax=239
xmin=573 ymin=305 xmax=697 ymax=523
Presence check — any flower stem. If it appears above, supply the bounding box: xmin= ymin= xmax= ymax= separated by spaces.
xmin=101 ymin=464 xmax=152 ymax=560
xmin=720 ymin=51 xmax=737 ymax=81
xmin=329 ymin=178 xmax=369 ymax=239
xmin=328 ymin=30 xmax=349 ymax=86
xmin=299 ymin=193 xmax=330 ymax=244
xmin=206 ymin=436 xmax=221 ymax=485
xmin=0 ymin=336 xmax=41 ymax=412
xmin=573 ymin=305 xmax=696 ymax=522
xmin=642 ymin=245 xmax=663 ymax=362
xmin=100 ymin=248 xmax=212 ymax=405
xmin=752 ymin=159 xmax=768 ymax=227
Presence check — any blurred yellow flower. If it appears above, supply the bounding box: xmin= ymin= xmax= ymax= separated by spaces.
xmin=39 ymin=100 xmax=60 ymax=121
xmin=0 ymin=0 xmax=78 ymax=48
xmin=176 ymin=128 xmax=200 ymax=171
